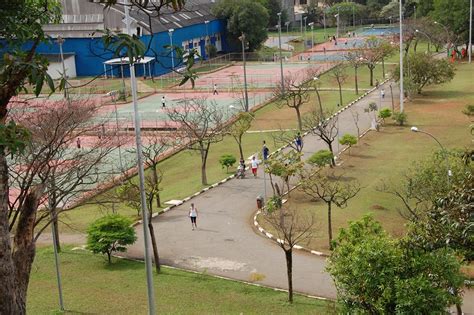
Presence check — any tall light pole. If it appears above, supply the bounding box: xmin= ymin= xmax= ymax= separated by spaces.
xmin=204 ymin=20 xmax=211 ymax=68
xmin=469 ymin=0 xmax=472 ymax=63
xmin=239 ymin=33 xmax=250 ymax=112
xmin=308 ymin=22 xmax=314 ymax=49
xmin=323 ymin=10 xmax=327 ymax=40
xmin=124 ymin=2 xmax=156 ymax=314
xmin=335 ymin=12 xmax=340 ymax=38
xmin=303 ymin=16 xmax=308 ymax=48
xmin=399 ymin=0 xmax=404 ymax=113
xmin=411 ymin=127 xmax=451 ymax=186
xmin=285 ymin=21 xmax=290 ymax=36
xmin=49 ymin=193 xmax=64 ymax=312
xmin=168 ymin=28 xmax=175 ymax=71
xmin=434 ymin=21 xmax=450 ymax=56
xmin=57 ymin=36 xmax=69 ymax=103
xmin=352 ymin=3 xmax=355 ymax=28
xmin=300 ymin=14 xmax=303 ymax=38
xmin=277 ymin=12 xmax=284 ymax=92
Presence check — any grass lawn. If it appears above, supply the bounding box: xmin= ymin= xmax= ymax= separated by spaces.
xmin=56 ymin=57 xmax=393 ymax=234
xmin=28 ymin=246 xmax=334 ymax=314
xmin=260 ymin=62 xmax=474 ymax=253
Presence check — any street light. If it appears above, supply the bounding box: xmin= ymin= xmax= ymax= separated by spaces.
xmin=434 ymin=21 xmax=450 ymax=56
xmin=415 ymin=29 xmax=431 ymax=52
xmin=204 ymin=20 xmax=211 ymax=68
xmin=303 ymin=16 xmax=308 ymax=48
xmin=323 ymin=9 xmax=327 ymax=40
xmin=168 ymin=28 xmax=175 ymax=72
xmin=469 ymin=0 xmax=472 ymax=63
xmin=277 ymin=12 xmax=284 ymax=92
xmin=124 ymin=2 xmax=156 ymax=313
xmin=399 ymin=0 xmax=404 ymax=113
xmin=334 ymin=12 xmax=340 ymax=38
xmin=308 ymin=22 xmax=314 ymax=49
xmin=411 ymin=126 xmax=451 ymax=186
xmin=285 ymin=21 xmax=290 ymax=36
xmin=238 ymin=33 xmax=250 ymax=112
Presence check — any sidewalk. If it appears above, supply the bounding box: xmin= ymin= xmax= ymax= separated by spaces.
xmin=125 ymin=82 xmax=473 ymax=313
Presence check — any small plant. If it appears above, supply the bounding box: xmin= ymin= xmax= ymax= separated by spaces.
xmin=378 ymin=108 xmax=392 ymax=123
xmin=368 ymin=102 xmax=378 ymax=112
xmin=86 ymin=215 xmax=137 ymax=263
xmin=392 ymin=111 xmax=408 ymax=126
xmin=339 ymin=134 xmax=358 ymax=154
xmin=249 ymin=272 xmax=266 ymax=282
xmin=462 ymin=104 xmax=474 ymax=117
xmin=219 ymin=154 xmax=236 ymax=173
xmin=308 ymin=150 xmax=334 ymax=167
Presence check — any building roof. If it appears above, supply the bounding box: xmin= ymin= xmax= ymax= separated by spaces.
xmin=43 ymin=0 xmax=219 ymax=38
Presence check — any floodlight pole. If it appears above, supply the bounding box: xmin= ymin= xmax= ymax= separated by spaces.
xmin=399 ymin=0 xmax=404 ymax=113
xmin=124 ymin=2 xmax=156 ymax=315
xmin=57 ymin=36 xmax=70 ymax=104
xmin=168 ymin=29 xmax=175 ymax=72
xmin=277 ymin=12 xmax=284 ymax=92
xmin=469 ymin=0 xmax=472 ymax=63
xmin=240 ymin=33 xmax=250 ymax=112
xmin=49 ymin=199 xmax=64 ymax=312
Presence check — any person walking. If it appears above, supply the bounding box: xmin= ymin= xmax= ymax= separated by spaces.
xmin=189 ymin=203 xmax=198 ymax=230
xmin=213 ymin=84 xmax=218 ymax=95
xmin=262 ymin=141 xmax=269 ymax=161
xmin=161 ymin=95 xmax=166 ymax=108
xmin=250 ymin=156 xmax=260 ymax=177
xmin=381 ymin=89 xmax=385 ymax=99
xmin=295 ymin=132 xmax=303 ymax=152
xmin=76 ymin=137 xmax=81 ymax=149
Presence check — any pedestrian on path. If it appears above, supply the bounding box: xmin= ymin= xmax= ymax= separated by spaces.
xmin=295 ymin=132 xmax=303 ymax=152
xmin=76 ymin=137 xmax=81 ymax=149
xmin=213 ymin=84 xmax=219 ymax=95
xmin=262 ymin=141 xmax=269 ymax=161
xmin=189 ymin=203 xmax=198 ymax=230
xmin=161 ymin=95 xmax=166 ymax=108
xmin=250 ymin=156 xmax=260 ymax=177
xmin=381 ymin=89 xmax=385 ymax=99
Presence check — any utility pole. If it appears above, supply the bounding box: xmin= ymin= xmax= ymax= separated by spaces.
xmin=124 ymin=2 xmax=156 ymax=314
xmin=470 ymin=0 xmax=472 ymax=63
xmin=399 ymin=0 xmax=404 ymax=112
xmin=57 ymin=36 xmax=70 ymax=104
xmin=277 ymin=12 xmax=284 ymax=92
xmin=239 ymin=33 xmax=250 ymax=112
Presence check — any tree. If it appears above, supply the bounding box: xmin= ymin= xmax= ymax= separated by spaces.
xmin=228 ymin=111 xmax=254 ymax=161
xmin=166 ymin=98 xmax=225 ymax=185
xmin=87 ymin=215 xmax=137 ymax=263
xmin=360 ymin=36 xmax=386 ymax=86
xmin=330 ymin=64 xmax=348 ymax=107
xmin=339 ymin=134 xmax=357 ymax=154
xmin=264 ymin=205 xmax=315 ymax=303
xmin=274 ymin=73 xmax=312 ymax=131
xmin=392 ymin=111 xmax=407 ymax=125
xmin=327 ymin=215 xmax=465 ymax=314
xmin=257 ymin=0 xmax=287 ymax=28
xmin=308 ymin=150 xmax=334 ymax=168
xmin=430 ymin=0 xmax=471 ymax=48
xmin=299 ymin=170 xmax=360 ymax=248
xmin=393 ymin=52 xmax=455 ymax=94
xmin=303 ymin=110 xmax=339 ymax=166
xmin=345 ymin=50 xmax=366 ymax=95
xmin=0 ymin=1 xmax=191 ymax=312
xmin=378 ymin=108 xmax=392 ymax=124
xmin=212 ymin=0 xmax=269 ymax=51
xmin=265 ymin=150 xmax=304 ymax=199
xmin=219 ymin=154 xmax=236 ymax=173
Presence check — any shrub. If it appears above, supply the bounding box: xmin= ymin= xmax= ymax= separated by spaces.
xmin=339 ymin=134 xmax=357 ymax=154
xmin=392 ymin=111 xmax=407 ymax=126
xmin=378 ymin=108 xmax=392 ymax=123
xmin=86 ymin=215 xmax=137 ymax=263
xmin=205 ymin=44 xmax=217 ymax=59
xmin=219 ymin=154 xmax=236 ymax=173
xmin=308 ymin=150 xmax=334 ymax=167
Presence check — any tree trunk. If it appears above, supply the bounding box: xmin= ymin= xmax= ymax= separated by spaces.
xmin=285 ymin=249 xmax=293 ymax=303
xmin=238 ymin=137 xmax=244 ymax=161
xmin=328 ymin=142 xmax=336 ymax=167
xmin=413 ymin=40 xmax=418 ymax=53
xmin=151 ymin=167 xmax=161 ymax=208
xmin=52 ymin=215 xmax=61 ymax=252
xmin=148 ymin=222 xmax=161 ymax=273
xmin=12 ymin=184 xmax=44 ymax=314
xmin=201 ymin=149 xmax=208 ymax=186
xmin=327 ymin=201 xmax=333 ymax=249
xmin=295 ymin=107 xmax=302 ymax=131
xmin=337 ymin=81 xmax=343 ymax=107
xmin=0 ymin=154 xmax=20 ymax=314
xmin=354 ymin=66 xmax=359 ymax=95
xmin=107 ymin=251 xmax=111 ymax=264
xmin=382 ymin=58 xmax=385 ymax=79
xmin=369 ymin=65 xmax=374 ymax=86
xmin=315 ymin=88 xmax=323 ymax=114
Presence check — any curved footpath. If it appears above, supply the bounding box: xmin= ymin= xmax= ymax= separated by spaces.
xmin=125 ymin=83 xmax=473 ymax=313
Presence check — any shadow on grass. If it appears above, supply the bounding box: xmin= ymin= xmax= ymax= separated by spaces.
xmin=103 ymin=258 xmax=144 ymax=271
xmin=417 ymin=90 xmax=473 ymax=100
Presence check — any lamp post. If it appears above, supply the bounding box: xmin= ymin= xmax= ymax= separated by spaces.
xmin=308 ymin=22 xmax=314 ymax=49
xmin=399 ymin=0 xmax=404 ymax=113
xmin=300 ymin=14 xmax=303 ymax=38
xmin=434 ymin=21 xmax=450 ymax=56
xmin=335 ymin=12 xmax=340 ymax=38
xmin=57 ymin=36 xmax=69 ymax=103
xmin=323 ymin=10 xmax=327 ymax=40
xmin=124 ymin=2 xmax=156 ymax=314
xmin=168 ymin=28 xmax=175 ymax=72
xmin=277 ymin=12 xmax=284 ymax=92
xmin=303 ymin=16 xmax=308 ymax=48
xmin=415 ymin=29 xmax=431 ymax=52
xmin=411 ymin=127 xmax=451 ymax=186
xmin=239 ymin=33 xmax=250 ymax=112
xmin=204 ymin=20 xmax=211 ymax=68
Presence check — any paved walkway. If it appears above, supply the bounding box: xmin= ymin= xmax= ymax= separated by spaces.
xmin=126 ymin=81 xmax=390 ymax=298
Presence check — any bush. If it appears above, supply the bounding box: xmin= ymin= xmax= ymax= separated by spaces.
xmin=308 ymin=150 xmax=334 ymax=167
xmin=205 ymin=44 xmax=217 ymax=59
xmin=392 ymin=111 xmax=407 ymax=126
xmin=219 ymin=154 xmax=236 ymax=173
xmin=86 ymin=215 xmax=137 ymax=263
xmin=339 ymin=134 xmax=357 ymax=154
xmin=378 ymin=108 xmax=392 ymax=123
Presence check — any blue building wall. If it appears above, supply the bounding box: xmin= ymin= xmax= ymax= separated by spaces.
xmin=34 ymin=19 xmax=227 ymax=78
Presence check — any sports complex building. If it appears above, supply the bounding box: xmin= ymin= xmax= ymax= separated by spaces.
xmin=36 ymin=0 xmax=228 ymax=79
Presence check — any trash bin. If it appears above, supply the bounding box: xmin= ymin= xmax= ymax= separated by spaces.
xmin=256 ymin=195 xmax=264 ymax=209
